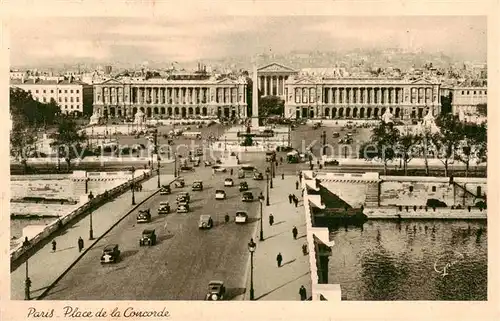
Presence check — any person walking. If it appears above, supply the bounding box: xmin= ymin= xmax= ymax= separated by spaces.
xmin=295 ymin=180 xmax=299 ymax=190
xmin=282 ymin=173 xmax=285 ymax=180
xmin=269 ymin=213 xmax=274 ymax=226
xmin=293 ymin=196 xmax=299 ymax=208
xmin=288 ymin=194 xmax=293 ymax=204
xmin=299 ymin=285 xmax=307 ymax=301
xmin=78 ymin=237 xmax=84 ymax=253
xmin=51 ymin=240 xmax=57 ymax=253
xmin=276 ymin=252 xmax=283 ymax=267
xmin=302 ymin=242 xmax=308 ymax=255
xmin=292 ymin=226 xmax=298 ymax=239
xmin=230 ymin=168 xmax=233 ymax=175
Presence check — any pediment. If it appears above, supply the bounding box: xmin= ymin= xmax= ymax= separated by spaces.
xmin=98 ymin=78 xmax=123 ymax=85
xmin=216 ymin=78 xmax=239 ymax=85
xmin=410 ymin=78 xmax=434 ymax=85
xmin=291 ymin=77 xmax=316 ymax=85
xmin=258 ymin=63 xmax=296 ymax=73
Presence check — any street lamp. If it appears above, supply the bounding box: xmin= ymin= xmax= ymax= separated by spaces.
xmin=157 ymin=159 xmax=161 ymax=188
xmin=247 ymin=239 xmax=257 ymax=300
xmin=265 ymin=167 xmax=270 ymax=206
xmin=174 ymin=152 xmax=177 ymax=178
xmin=131 ymin=166 xmax=136 ymax=205
xmin=22 ymin=238 xmax=31 ymax=300
xmin=88 ymin=191 xmax=94 ymax=240
xmin=258 ymin=194 xmax=265 ymax=241
xmin=321 ymin=130 xmax=327 ymax=156
xmin=269 ymin=164 xmax=273 ymax=189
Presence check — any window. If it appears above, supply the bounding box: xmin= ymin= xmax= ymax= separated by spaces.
xmin=65 ymin=106 xmax=68 ymax=109
xmin=477 ymin=186 xmax=482 ymax=196
xmin=70 ymin=90 xmax=73 ymax=94
xmin=474 ymin=91 xmax=476 ymax=95
xmin=43 ymin=97 xmax=46 ymax=102
xmin=485 ymin=90 xmax=487 ymax=94
xmin=43 ymin=90 xmax=46 ymax=93
xmin=461 ymin=91 xmax=464 ymax=95
xmin=36 ymin=90 xmax=39 ymax=93
xmin=65 ymin=97 xmax=68 ymax=102
xmin=71 ymin=105 xmax=73 ymax=109
xmin=432 ymin=186 xmax=436 ymax=192
xmin=76 ymin=97 xmax=79 ymax=102
xmin=59 ymin=98 xmax=62 ymax=102
xmin=467 ymin=91 xmax=470 ymax=95
xmin=70 ymin=97 xmax=74 ymax=102
xmin=59 ymin=90 xmax=62 ymax=93
xmin=65 ymin=90 xmax=68 ymax=93
xmin=76 ymin=90 xmax=80 ymax=94
xmin=409 ymin=186 xmax=414 ymax=192
xmin=51 ymin=90 xmax=54 ymax=94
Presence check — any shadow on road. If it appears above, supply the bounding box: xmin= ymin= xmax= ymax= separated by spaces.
xmin=120 ymin=249 xmax=139 ymax=260
xmin=281 ymin=258 xmax=296 ymax=267
xmin=273 ymin=220 xmax=286 ymax=226
xmin=156 ymin=234 xmax=174 ymax=243
xmin=296 ymin=234 xmax=306 ymax=240
xmin=225 ymin=287 xmax=246 ymax=300
xmin=265 ymin=230 xmax=286 ymax=240
xmin=254 ymin=271 xmax=310 ymax=300
xmin=246 ymin=217 xmax=260 ymax=224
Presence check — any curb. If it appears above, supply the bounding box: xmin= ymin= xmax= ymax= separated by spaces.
xmin=36 ymin=177 xmax=175 ymax=300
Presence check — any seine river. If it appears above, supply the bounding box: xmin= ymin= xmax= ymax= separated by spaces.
xmin=328 ymin=219 xmax=487 ymax=300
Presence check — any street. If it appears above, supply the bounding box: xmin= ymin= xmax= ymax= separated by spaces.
xmin=42 ymin=164 xmax=267 ymax=300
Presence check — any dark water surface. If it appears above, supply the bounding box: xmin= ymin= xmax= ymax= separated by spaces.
xmin=328 ymin=220 xmax=487 ymax=300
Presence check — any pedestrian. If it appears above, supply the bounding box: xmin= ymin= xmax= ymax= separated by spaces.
xmin=294 ymin=197 xmax=298 ymax=208
xmin=51 ymin=240 xmax=57 ymax=253
xmin=276 ymin=252 xmax=283 ymax=267
xmin=280 ymin=156 xmax=283 ymax=164
xmin=269 ymin=213 xmax=274 ymax=226
xmin=288 ymin=194 xmax=293 ymax=204
xmin=295 ymin=181 xmax=299 ymax=190
xmin=282 ymin=173 xmax=284 ymax=180
xmin=299 ymin=285 xmax=307 ymax=301
xmin=302 ymin=243 xmax=308 ymax=255
xmin=230 ymin=168 xmax=233 ymax=175
xmin=292 ymin=226 xmax=298 ymax=239
xmin=299 ymin=172 xmax=302 ymax=183
xmin=78 ymin=237 xmax=84 ymax=253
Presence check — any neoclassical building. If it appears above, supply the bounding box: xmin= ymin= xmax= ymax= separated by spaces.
xmin=92 ymin=76 xmax=248 ymax=119
xmin=257 ymin=63 xmax=298 ymax=99
xmin=284 ymin=75 xmax=441 ymax=120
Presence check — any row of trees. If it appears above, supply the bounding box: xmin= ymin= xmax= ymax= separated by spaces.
xmin=361 ymin=114 xmax=487 ymax=177
xmin=10 ymin=88 xmax=86 ymax=172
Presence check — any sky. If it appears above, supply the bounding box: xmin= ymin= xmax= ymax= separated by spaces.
xmin=8 ymin=16 xmax=487 ymax=68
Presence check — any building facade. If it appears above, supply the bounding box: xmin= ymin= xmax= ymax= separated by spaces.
xmin=284 ymin=75 xmax=441 ymax=120
xmin=451 ymin=86 xmax=487 ymax=116
xmin=257 ymin=63 xmax=298 ymax=99
xmin=10 ymin=77 xmax=93 ymax=115
xmin=92 ymin=76 xmax=248 ymax=119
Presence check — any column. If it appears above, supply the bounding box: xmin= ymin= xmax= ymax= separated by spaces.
xmin=342 ymin=88 xmax=347 ymax=104
xmin=335 ymin=88 xmax=340 ymax=104
xmin=364 ymin=88 xmax=368 ymax=104
xmin=384 ymin=88 xmax=389 ymax=105
xmin=264 ymin=76 xmax=267 ymax=96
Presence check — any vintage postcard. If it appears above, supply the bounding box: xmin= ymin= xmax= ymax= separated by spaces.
xmin=1 ymin=1 xmax=498 ymax=320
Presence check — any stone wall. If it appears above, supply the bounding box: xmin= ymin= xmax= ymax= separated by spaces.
xmin=10 ymin=180 xmax=74 ymax=201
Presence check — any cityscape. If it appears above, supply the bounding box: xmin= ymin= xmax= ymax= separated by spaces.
xmin=9 ymin=15 xmax=487 ymax=305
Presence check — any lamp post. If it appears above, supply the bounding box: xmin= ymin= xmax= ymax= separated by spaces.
xmin=321 ymin=130 xmax=327 ymax=156
xmin=88 ymin=191 xmax=94 ymax=240
xmin=269 ymin=164 xmax=273 ymax=189
xmin=265 ymin=167 xmax=270 ymax=206
xmin=174 ymin=152 xmax=177 ymax=178
xmin=258 ymin=194 xmax=265 ymax=241
xmin=22 ymin=239 xmax=31 ymax=300
xmin=131 ymin=166 xmax=136 ymax=205
xmin=247 ymin=239 xmax=256 ymax=300
xmin=157 ymin=159 xmax=161 ymax=188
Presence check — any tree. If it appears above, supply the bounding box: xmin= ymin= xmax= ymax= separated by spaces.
xmin=50 ymin=119 xmax=86 ymax=172
xmin=456 ymin=122 xmax=487 ymax=177
xmin=241 ymin=135 xmax=253 ymax=147
xmin=432 ymin=114 xmax=463 ymax=177
xmin=259 ymin=96 xmax=284 ymax=117
xmin=395 ymin=129 xmax=420 ymax=176
xmin=477 ymin=103 xmax=487 ymax=117
xmin=10 ymin=113 xmax=35 ymax=174
xmin=367 ymin=122 xmax=399 ymax=175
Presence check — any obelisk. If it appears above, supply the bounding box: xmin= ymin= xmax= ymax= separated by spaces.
xmin=251 ymin=64 xmax=259 ymax=128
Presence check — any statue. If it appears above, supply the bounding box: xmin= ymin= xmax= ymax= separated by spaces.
xmin=420 ymin=110 xmax=439 ymax=134
xmin=134 ymin=109 xmax=145 ymax=125
xmin=89 ymin=111 xmax=100 ymax=125
xmin=381 ymin=108 xmax=394 ymax=124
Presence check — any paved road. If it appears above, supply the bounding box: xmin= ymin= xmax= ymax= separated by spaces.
xmin=42 ymin=165 xmax=266 ymax=300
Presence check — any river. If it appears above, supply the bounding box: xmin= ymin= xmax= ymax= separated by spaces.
xmin=328 ymin=219 xmax=487 ymax=300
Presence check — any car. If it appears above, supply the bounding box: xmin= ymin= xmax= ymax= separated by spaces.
xmin=174 ymin=178 xmax=185 ymax=188
xmin=215 ymin=189 xmax=226 ymax=200
xmin=253 ymin=172 xmax=264 ymax=180
xmin=332 ymin=132 xmax=340 ymax=138
xmin=195 ymin=148 xmax=203 ymax=156
xmin=158 ymin=201 xmax=171 ymax=215
xmin=212 ymin=165 xmax=227 ymax=173
xmin=198 ymin=215 xmax=214 ymax=229
xmin=239 ymin=181 xmax=249 ymax=192
xmin=177 ymin=204 xmax=190 ymax=213
xmin=235 ymin=211 xmax=249 ymax=224
xmin=192 ymin=181 xmax=203 ymax=191
xmin=136 ymin=209 xmax=151 ymax=223
xmin=176 ymin=192 xmax=190 ymax=203
xmin=241 ymin=192 xmax=254 ymax=202
xmin=100 ymin=244 xmax=120 ymax=264
xmin=204 ymin=160 xmax=213 ymax=167
xmin=224 ymin=178 xmax=234 ymax=187
xmin=160 ymin=184 xmax=171 ymax=195
xmin=139 ymin=229 xmax=157 ymax=246
xmin=205 ymin=280 xmax=226 ymax=300
xmin=324 ymin=159 xmax=340 ymax=166
xmin=180 ymin=165 xmax=194 ymax=171
xmin=237 ymin=170 xmax=246 ymax=179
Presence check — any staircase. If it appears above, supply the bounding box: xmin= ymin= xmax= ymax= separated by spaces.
xmin=453 ymin=182 xmax=486 ymax=201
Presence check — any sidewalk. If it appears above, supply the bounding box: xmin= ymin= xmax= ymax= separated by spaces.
xmin=10 ymin=174 xmax=174 ymax=300
xmin=247 ymin=175 xmax=312 ymax=301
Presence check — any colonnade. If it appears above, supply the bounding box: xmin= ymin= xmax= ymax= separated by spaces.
xmin=259 ymin=75 xmax=289 ymax=96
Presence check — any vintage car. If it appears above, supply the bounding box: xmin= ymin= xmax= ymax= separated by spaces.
xmin=313 ymin=122 xmax=321 ymax=129
xmin=136 ymin=209 xmax=152 ymax=223
xmin=158 ymin=201 xmax=171 ymax=215
xmin=235 ymin=211 xmax=249 ymax=224
xmin=177 ymin=203 xmax=190 ymax=213
xmin=100 ymin=244 xmax=120 ymax=264
xmin=224 ymin=178 xmax=234 ymax=187
xmin=198 ymin=215 xmax=214 ymax=229
xmin=332 ymin=132 xmax=340 ymax=138
xmin=192 ymin=180 xmax=203 ymax=191
xmin=238 ymin=181 xmax=249 ymax=191
xmin=212 ymin=165 xmax=227 ymax=173
xmin=176 ymin=192 xmax=190 ymax=203
xmin=205 ymin=280 xmax=226 ymax=300
xmin=237 ymin=170 xmax=246 ymax=179
xmin=253 ymin=172 xmax=264 ymax=180
xmin=174 ymin=178 xmax=185 ymax=188
xmin=215 ymin=189 xmax=226 ymax=200
xmin=139 ymin=229 xmax=157 ymax=246
xmin=204 ymin=160 xmax=213 ymax=167
xmin=241 ymin=192 xmax=254 ymax=202
xmin=195 ymin=148 xmax=204 ymax=156
xmin=180 ymin=165 xmax=194 ymax=171
xmin=160 ymin=184 xmax=171 ymax=195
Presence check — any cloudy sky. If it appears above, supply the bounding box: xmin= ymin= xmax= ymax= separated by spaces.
xmin=8 ymin=16 xmax=487 ymax=67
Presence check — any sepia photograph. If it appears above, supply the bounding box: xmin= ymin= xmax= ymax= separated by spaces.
xmin=2 ymin=1 xmax=498 ymax=320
